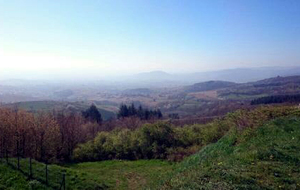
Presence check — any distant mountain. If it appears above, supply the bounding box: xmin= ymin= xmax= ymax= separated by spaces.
xmin=184 ymin=81 xmax=236 ymax=93
xmin=131 ymin=71 xmax=173 ymax=82
xmin=180 ymin=66 xmax=300 ymax=83
xmin=135 ymin=71 xmax=171 ymax=78
xmin=122 ymin=66 xmax=300 ymax=87
xmin=116 ymin=70 xmax=185 ymax=88
xmin=2 ymin=67 xmax=299 ymax=88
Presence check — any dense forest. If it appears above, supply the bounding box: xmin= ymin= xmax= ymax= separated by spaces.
xmin=251 ymin=94 xmax=300 ymax=105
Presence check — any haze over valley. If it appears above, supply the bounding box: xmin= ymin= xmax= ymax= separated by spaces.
xmin=1 ymin=66 xmax=300 ymax=122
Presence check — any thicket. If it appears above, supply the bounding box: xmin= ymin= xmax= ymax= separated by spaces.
xmin=251 ymin=94 xmax=300 ymax=105
xmin=74 ymin=105 xmax=300 ymax=162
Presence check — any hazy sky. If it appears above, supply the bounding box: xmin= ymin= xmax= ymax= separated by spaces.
xmin=0 ymin=0 xmax=299 ymax=79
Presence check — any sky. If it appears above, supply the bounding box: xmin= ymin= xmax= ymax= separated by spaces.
xmin=0 ymin=0 xmax=299 ymax=79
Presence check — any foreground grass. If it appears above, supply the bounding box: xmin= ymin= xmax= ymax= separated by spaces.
xmin=0 ymin=159 xmax=174 ymax=190
xmin=65 ymin=160 xmax=174 ymax=190
xmin=161 ymin=117 xmax=300 ymax=189
xmin=0 ymin=163 xmax=50 ymax=190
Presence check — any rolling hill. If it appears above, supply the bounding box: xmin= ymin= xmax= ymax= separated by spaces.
xmin=218 ymin=75 xmax=300 ymax=100
xmin=161 ymin=116 xmax=300 ymax=189
xmin=184 ymin=81 xmax=236 ymax=93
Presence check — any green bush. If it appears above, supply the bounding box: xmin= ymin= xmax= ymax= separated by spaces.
xmin=138 ymin=122 xmax=175 ymax=159
xmin=73 ymin=105 xmax=300 ymax=162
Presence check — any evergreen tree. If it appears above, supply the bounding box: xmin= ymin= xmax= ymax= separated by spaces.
xmin=128 ymin=103 xmax=137 ymax=116
xmin=82 ymin=104 xmax=102 ymax=124
xmin=157 ymin=109 xmax=163 ymax=119
xmin=117 ymin=104 xmax=129 ymax=118
xmin=144 ymin=109 xmax=150 ymax=120
xmin=137 ymin=105 xmax=144 ymax=119
xmin=117 ymin=103 xmax=163 ymax=120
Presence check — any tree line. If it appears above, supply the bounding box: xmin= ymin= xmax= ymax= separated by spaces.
xmin=117 ymin=103 xmax=162 ymax=120
xmin=1 ymin=104 xmax=299 ymax=163
xmin=0 ymin=103 xmax=164 ymax=163
xmin=251 ymin=94 xmax=300 ymax=105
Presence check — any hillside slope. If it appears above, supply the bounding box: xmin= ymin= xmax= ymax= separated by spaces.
xmin=184 ymin=81 xmax=236 ymax=93
xmin=161 ymin=117 xmax=300 ymax=189
xmin=0 ymin=163 xmax=50 ymax=190
xmin=218 ymin=75 xmax=300 ymax=100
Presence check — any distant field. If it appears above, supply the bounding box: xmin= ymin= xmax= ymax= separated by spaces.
xmin=221 ymin=93 xmax=269 ymax=100
xmin=188 ymin=90 xmax=218 ymax=100
xmin=1 ymin=101 xmax=116 ymax=120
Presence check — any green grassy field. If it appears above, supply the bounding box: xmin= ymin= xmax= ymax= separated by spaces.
xmin=65 ymin=160 xmax=175 ymax=189
xmin=160 ymin=117 xmax=300 ymax=189
xmin=0 ymin=163 xmax=50 ymax=190
xmin=0 ymin=159 xmax=174 ymax=190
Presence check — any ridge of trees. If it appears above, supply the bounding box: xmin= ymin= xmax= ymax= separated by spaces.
xmin=117 ymin=103 xmax=162 ymax=120
xmin=251 ymin=94 xmax=300 ymax=105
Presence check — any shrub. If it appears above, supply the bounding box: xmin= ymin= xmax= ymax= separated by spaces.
xmin=73 ymin=105 xmax=300 ymax=162
xmin=138 ymin=122 xmax=175 ymax=159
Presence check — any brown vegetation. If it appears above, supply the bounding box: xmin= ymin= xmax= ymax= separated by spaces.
xmin=0 ymin=107 xmax=103 ymax=163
